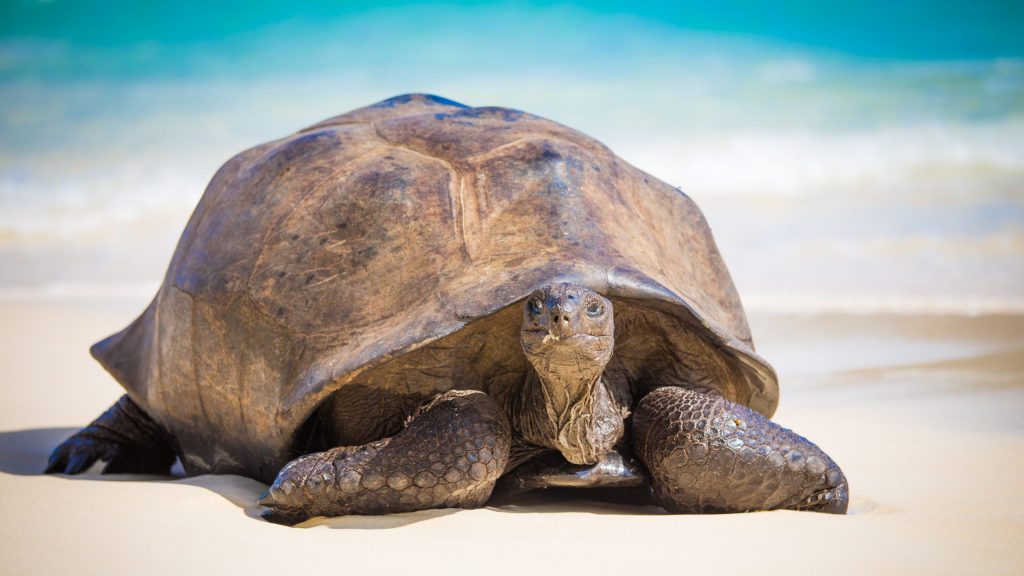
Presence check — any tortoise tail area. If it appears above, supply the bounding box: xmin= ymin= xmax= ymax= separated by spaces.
xmin=89 ymin=300 xmax=157 ymax=402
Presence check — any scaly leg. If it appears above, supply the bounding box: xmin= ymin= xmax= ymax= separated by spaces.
xmin=45 ymin=394 xmax=177 ymax=475
xmin=632 ymin=386 xmax=848 ymax=514
xmin=259 ymin=390 xmax=511 ymax=525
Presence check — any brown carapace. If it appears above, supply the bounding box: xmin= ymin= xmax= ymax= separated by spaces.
xmin=46 ymin=94 xmax=847 ymax=524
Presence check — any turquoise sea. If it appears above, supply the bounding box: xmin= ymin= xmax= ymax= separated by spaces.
xmin=1 ymin=1 xmax=1022 ymax=313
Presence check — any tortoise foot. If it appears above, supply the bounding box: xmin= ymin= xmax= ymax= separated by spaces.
xmin=259 ymin=390 xmax=511 ymax=524
xmin=795 ymin=472 xmax=850 ymax=514
xmin=45 ymin=395 xmax=176 ymax=475
xmin=633 ymin=386 xmax=848 ymax=514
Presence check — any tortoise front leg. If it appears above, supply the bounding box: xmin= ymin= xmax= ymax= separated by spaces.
xmin=259 ymin=390 xmax=511 ymax=525
xmin=632 ymin=386 xmax=848 ymax=514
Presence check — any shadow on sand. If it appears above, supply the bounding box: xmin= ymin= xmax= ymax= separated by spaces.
xmin=0 ymin=427 xmax=662 ymax=528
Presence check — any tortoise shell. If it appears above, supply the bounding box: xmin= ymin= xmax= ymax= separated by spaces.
xmin=92 ymin=94 xmax=777 ymax=482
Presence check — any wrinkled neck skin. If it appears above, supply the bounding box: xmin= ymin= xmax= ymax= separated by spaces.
xmin=514 ymin=338 xmax=624 ymax=465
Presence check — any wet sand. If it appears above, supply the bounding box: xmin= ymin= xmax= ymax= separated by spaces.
xmin=1 ymin=298 xmax=1022 ymax=574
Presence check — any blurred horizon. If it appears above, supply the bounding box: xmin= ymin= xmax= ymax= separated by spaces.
xmin=1 ymin=1 xmax=1022 ymax=314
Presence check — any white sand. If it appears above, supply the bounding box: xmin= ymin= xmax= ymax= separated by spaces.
xmin=1 ymin=299 xmax=1022 ymax=575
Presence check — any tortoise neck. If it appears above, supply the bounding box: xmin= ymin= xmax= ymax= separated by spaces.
xmin=512 ymin=360 xmax=623 ymax=465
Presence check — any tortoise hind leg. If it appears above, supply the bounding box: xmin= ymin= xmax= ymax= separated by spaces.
xmin=45 ymin=394 xmax=177 ymax=475
xmin=632 ymin=386 xmax=848 ymax=514
xmin=259 ymin=390 xmax=511 ymax=525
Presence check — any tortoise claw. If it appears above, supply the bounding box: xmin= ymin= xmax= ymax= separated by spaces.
xmin=65 ymin=452 xmax=96 ymax=474
xmin=256 ymin=489 xmax=278 ymax=507
xmin=45 ymin=434 xmax=114 ymax=475
xmin=796 ymin=466 xmax=849 ymax=514
xmin=260 ymin=506 xmax=310 ymax=526
xmin=258 ymin=473 xmax=298 ymax=507
xmin=43 ymin=452 xmax=69 ymax=475
xmin=257 ymin=480 xmax=308 ymax=524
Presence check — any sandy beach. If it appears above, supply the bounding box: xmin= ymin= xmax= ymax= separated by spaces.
xmin=1 ymin=297 xmax=1021 ymax=575
xmin=2 ymin=1 xmax=1022 ymax=574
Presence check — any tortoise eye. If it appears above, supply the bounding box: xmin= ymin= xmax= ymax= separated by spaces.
xmin=585 ymin=301 xmax=604 ymax=317
xmin=527 ymin=298 xmax=543 ymax=315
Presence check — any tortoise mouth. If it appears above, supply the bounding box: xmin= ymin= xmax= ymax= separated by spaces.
xmin=520 ymin=331 xmax=612 ymax=356
xmin=519 ymin=331 xmax=613 ymax=371
xmin=521 ymin=330 xmax=610 ymax=343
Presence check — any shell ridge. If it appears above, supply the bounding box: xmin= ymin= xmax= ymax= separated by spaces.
xmin=462 ymin=136 xmax=534 ymax=162
xmin=625 ymin=170 xmax=674 ymax=280
xmin=296 ymin=121 xmax=364 ymax=135
xmin=166 ymin=141 xmax=281 ymax=297
xmin=148 ymin=292 xmax=167 ymax=422
xmin=184 ymin=288 xmax=215 ymax=467
xmin=245 ymin=131 xmax=359 ymax=276
xmin=89 ymin=302 xmax=154 ymax=402
xmin=245 ymin=134 xmax=385 ymax=313
xmin=299 ymin=94 xmax=470 ymax=133
xmin=370 ymin=121 xmax=475 ymax=262
xmin=241 ymin=288 xmax=304 ymax=338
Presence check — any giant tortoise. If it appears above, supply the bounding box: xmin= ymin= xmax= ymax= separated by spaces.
xmin=46 ymin=94 xmax=848 ymax=524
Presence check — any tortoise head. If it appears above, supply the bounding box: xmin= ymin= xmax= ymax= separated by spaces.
xmin=520 ymin=283 xmax=614 ymax=364
xmin=518 ymin=283 xmax=622 ymax=465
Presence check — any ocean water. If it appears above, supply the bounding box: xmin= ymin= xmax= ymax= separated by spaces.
xmin=1 ymin=2 xmax=1022 ymax=314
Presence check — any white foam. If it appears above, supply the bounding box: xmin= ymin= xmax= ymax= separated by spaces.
xmin=742 ymin=292 xmax=1024 ymax=316
xmin=617 ymin=118 xmax=1024 ymax=198
xmin=0 ymin=161 xmax=205 ymax=242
